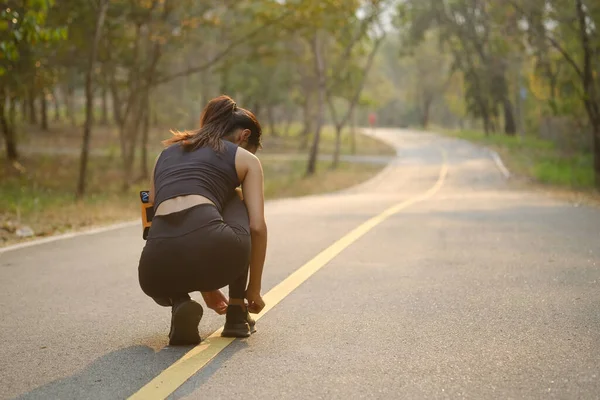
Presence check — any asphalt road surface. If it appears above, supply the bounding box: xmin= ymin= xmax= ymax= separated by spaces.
xmin=1 ymin=129 xmax=599 ymax=400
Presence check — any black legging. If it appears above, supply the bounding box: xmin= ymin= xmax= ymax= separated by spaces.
xmin=138 ymin=195 xmax=251 ymax=307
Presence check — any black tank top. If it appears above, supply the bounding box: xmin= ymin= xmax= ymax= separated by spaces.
xmin=153 ymin=140 xmax=240 ymax=213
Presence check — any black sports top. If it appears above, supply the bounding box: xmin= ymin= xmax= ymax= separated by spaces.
xmin=153 ymin=140 xmax=240 ymax=213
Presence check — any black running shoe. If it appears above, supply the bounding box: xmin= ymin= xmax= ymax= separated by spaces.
xmin=221 ymin=305 xmax=252 ymax=338
xmin=168 ymin=299 xmax=203 ymax=346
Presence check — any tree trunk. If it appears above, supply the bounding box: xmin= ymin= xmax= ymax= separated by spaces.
xmin=503 ymin=97 xmax=517 ymax=135
xmin=266 ymin=104 xmax=277 ymax=137
xmin=299 ymin=95 xmax=312 ymax=150
xmin=120 ymin=113 xmax=136 ymax=191
xmin=252 ymin=102 xmax=262 ymax=121
xmin=593 ymin=123 xmax=600 ymax=189
xmin=306 ymin=33 xmax=326 ymax=177
xmin=121 ymin=94 xmax=147 ymax=191
xmin=574 ymin=0 xmax=600 ymax=188
xmin=482 ymin=113 xmax=491 ymax=136
xmin=1 ymin=90 xmax=18 ymax=161
xmin=475 ymin=95 xmax=491 ymax=136
xmin=52 ymin=90 xmax=61 ymax=122
xmin=350 ymin=108 xmax=356 ymax=155
xmin=9 ymin=94 xmax=16 ymax=129
xmin=28 ymin=88 xmax=37 ymax=125
xmin=421 ymin=98 xmax=432 ymax=129
xmin=121 ymin=5 xmax=167 ymax=190
xmin=140 ymin=98 xmax=150 ymax=180
xmin=490 ymin=116 xmax=498 ymax=134
xmin=65 ymin=84 xmax=76 ymax=126
xmin=109 ymin=81 xmax=123 ymax=127
xmin=21 ymin=98 xmax=28 ymax=122
xmin=40 ymin=89 xmax=48 ymax=131
xmin=77 ymin=0 xmax=109 ymax=198
xmin=327 ymin=32 xmax=384 ymax=167
xmin=332 ymin=125 xmax=343 ymax=169
xmin=101 ymin=86 xmax=109 ymax=125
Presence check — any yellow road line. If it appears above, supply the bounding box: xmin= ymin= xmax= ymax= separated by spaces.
xmin=129 ymin=150 xmax=448 ymax=400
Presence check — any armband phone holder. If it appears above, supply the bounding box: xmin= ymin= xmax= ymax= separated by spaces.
xmin=139 ymin=190 xmax=154 ymax=240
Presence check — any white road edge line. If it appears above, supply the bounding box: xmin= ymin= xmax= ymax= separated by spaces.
xmin=442 ymin=134 xmax=511 ymax=180
xmin=0 ymin=220 xmax=139 ymax=255
xmin=488 ymin=149 xmax=511 ymax=180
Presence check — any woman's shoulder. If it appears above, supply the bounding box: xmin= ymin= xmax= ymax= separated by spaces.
xmin=233 ymin=146 xmax=261 ymax=171
xmin=162 ymin=142 xmax=183 ymax=154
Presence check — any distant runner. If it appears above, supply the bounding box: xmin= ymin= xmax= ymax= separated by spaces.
xmin=368 ymin=112 xmax=377 ymax=128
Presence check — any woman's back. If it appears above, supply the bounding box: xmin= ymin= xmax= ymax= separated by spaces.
xmin=153 ymin=141 xmax=240 ymax=213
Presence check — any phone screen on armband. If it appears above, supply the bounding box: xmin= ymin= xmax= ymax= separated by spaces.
xmin=139 ymin=190 xmax=154 ymax=240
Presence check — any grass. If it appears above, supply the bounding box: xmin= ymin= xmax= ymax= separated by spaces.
xmin=438 ymin=129 xmax=595 ymax=190
xmin=1 ymin=125 xmax=393 ymax=247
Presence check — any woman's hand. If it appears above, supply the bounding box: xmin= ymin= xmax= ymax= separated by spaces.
xmin=245 ymin=288 xmax=265 ymax=314
xmin=201 ymin=290 xmax=229 ymax=315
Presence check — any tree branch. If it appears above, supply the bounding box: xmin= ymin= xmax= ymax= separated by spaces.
xmin=326 ymin=8 xmax=384 ymax=94
xmin=333 ymin=7 xmax=381 ymax=71
xmin=326 ymin=92 xmax=340 ymax=127
xmin=339 ymin=34 xmax=386 ymax=128
xmin=151 ymin=9 xmax=294 ymax=87
xmin=506 ymin=0 xmax=583 ymax=78
xmin=546 ymin=34 xmax=583 ymax=79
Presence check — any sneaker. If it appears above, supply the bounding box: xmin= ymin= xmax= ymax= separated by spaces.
xmin=168 ymin=299 xmax=203 ymax=346
xmin=221 ymin=305 xmax=252 ymax=338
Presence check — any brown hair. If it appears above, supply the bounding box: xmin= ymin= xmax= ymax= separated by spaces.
xmin=163 ymin=95 xmax=262 ymax=152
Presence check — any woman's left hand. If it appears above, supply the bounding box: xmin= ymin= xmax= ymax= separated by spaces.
xmin=201 ymin=290 xmax=229 ymax=315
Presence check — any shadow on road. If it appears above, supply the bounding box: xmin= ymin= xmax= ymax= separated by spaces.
xmin=14 ymin=344 xmax=189 ymax=400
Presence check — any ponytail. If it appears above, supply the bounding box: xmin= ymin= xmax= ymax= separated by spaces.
xmin=163 ymin=95 xmax=262 ymax=152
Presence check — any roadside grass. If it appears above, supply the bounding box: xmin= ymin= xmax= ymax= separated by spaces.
xmin=438 ymin=129 xmax=595 ymax=190
xmin=1 ymin=127 xmax=392 ymax=246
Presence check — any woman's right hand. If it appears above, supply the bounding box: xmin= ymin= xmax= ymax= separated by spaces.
xmin=246 ymin=288 xmax=265 ymax=314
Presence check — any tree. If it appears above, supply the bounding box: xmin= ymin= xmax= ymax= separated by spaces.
xmin=101 ymin=0 xmax=294 ymax=189
xmin=400 ymin=30 xmax=451 ymax=129
xmin=0 ymin=0 xmax=66 ymax=163
xmin=76 ymin=0 xmax=109 ymax=198
xmin=282 ymin=0 xmax=382 ymax=176
xmin=397 ymin=0 xmax=520 ymax=135
xmin=326 ymin=2 xmax=387 ymax=168
xmin=509 ymin=0 xmax=600 ymax=187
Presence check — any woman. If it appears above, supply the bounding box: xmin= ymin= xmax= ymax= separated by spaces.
xmin=138 ymin=95 xmax=267 ymax=346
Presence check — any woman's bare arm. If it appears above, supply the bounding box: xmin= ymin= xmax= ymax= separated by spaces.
xmin=236 ymin=149 xmax=267 ymax=295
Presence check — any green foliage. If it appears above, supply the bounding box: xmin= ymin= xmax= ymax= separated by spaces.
xmin=533 ymin=155 xmax=594 ymax=188
xmin=0 ymin=0 xmax=66 ymax=77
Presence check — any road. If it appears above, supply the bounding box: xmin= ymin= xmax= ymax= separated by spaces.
xmin=1 ymin=129 xmax=599 ymax=400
